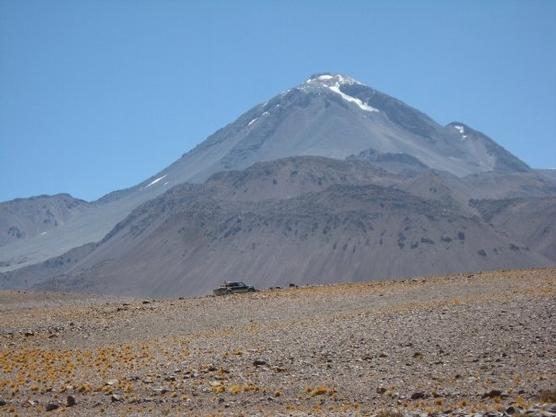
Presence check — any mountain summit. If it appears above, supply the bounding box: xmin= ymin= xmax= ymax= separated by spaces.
xmin=302 ymin=73 xmax=379 ymax=112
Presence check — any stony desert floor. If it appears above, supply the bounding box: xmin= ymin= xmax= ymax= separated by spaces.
xmin=0 ymin=268 xmax=555 ymax=416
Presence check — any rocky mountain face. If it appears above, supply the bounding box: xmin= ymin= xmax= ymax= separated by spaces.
xmin=1 ymin=156 xmax=551 ymax=297
xmin=1 ymin=73 xmax=554 ymax=296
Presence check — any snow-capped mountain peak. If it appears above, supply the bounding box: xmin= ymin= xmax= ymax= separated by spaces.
xmin=303 ymin=73 xmax=378 ymax=112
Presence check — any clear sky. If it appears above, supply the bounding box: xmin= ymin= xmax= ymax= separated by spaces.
xmin=1 ymin=0 xmax=555 ymax=202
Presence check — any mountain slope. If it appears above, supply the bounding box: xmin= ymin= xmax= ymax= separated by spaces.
xmin=472 ymin=197 xmax=556 ymax=262
xmin=0 ymin=242 xmax=97 ymax=289
xmin=21 ymin=157 xmax=548 ymax=297
xmin=37 ymin=182 xmax=548 ymax=297
xmin=535 ymin=169 xmax=556 ymax=184
xmin=0 ymin=157 xmax=400 ymax=288
xmin=462 ymin=171 xmax=556 ymax=200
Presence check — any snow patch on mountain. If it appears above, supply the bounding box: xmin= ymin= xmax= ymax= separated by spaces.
xmin=305 ymin=73 xmax=378 ymax=113
xmin=306 ymin=73 xmax=360 ymax=86
xmin=145 ymin=175 xmax=167 ymax=188
xmin=315 ymin=74 xmax=333 ymax=81
xmin=452 ymin=125 xmax=468 ymax=139
xmin=328 ymin=83 xmax=379 ymax=113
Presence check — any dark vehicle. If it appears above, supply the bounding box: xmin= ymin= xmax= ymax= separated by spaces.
xmin=213 ymin=281 xmax=256 ymax=296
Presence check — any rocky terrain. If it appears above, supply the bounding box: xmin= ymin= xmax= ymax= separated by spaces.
xmin=0 ymin=267 xmax=554 ymax=416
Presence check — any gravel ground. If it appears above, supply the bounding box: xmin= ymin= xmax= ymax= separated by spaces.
xmin=0 ymin=268 xmax=554 ymax=416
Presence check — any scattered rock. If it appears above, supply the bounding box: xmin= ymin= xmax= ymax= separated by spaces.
xmin=253 ymin=359 xmax=267 ymax=366
xmin=66 ymin=395 xmax=76 ymax=407
xmin=0 ymin=399 xmax=5 ymax=406
xmin=45 ymin=402 xmax=59 ymax=411
xmin=410 ymin=392 xmax=427 ymax=400
xmin=111 ymin=394 xmax=123 ymax=402
xmin=482 ymin=389 xmax=503 ymax=398
xmin=152 ymin=387 xmax=169 ymax=395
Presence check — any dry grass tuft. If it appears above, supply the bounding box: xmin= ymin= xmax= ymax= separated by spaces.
xmin=305 ymin=385 xmax=336 ymax=396
xmin=228 ymin=383 xmax=260 ymax=394
xmin=538 ymin=389 xmax=556 ymax=403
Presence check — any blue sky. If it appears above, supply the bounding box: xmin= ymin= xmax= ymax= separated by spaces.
xmin=1 ymin=0 xmax=555 ymax=202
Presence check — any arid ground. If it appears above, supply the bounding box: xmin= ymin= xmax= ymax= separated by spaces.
xmin=0 ymin=268 xmax=555 ymax=416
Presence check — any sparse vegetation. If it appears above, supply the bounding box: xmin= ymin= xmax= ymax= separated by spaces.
xmin=305 ymin=385 xmax=336 ymax=396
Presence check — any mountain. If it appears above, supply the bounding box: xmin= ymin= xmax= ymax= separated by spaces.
xmin=1 ymin=73 xmax=551 ymax=291
xmin=0 ymin=194 xmax=89 ymax=250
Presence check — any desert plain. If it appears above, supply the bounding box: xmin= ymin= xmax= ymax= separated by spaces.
xmin=0 ymin=268 xmax=555 ymax=416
